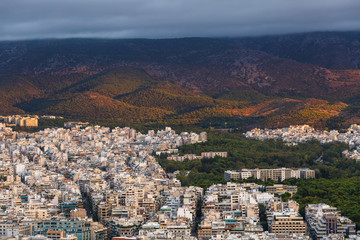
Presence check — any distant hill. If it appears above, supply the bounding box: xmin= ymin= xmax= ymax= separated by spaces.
xmin=0 ymin=32 xmax=359 ymax=129
xmin=235 ymin=31 xmax=360 ymax=69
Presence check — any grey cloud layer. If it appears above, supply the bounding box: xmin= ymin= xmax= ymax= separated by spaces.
xmin=1 ymin=0 xmax=360 ymax=40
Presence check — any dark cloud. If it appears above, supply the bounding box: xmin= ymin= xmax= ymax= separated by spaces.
xmin=1 ymin=0 xmax=360 ymax=40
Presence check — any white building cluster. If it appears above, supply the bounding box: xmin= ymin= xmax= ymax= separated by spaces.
xmin=0 ymin=115 xmax=39 ymax=128
xmin=265 ymin=199 xmax=307 ymax=236
xmin=197 ymin=183 xmax=358 ymax=240
xmin=197 ymin=182 xmax=309 ymax=240
xmin=245 ymin=125 xmax=360 ymax=161
xmin=0 ymin=122 xmax=359 ymax=240
xmin=0 ymin=124 xmax=206 ymax=240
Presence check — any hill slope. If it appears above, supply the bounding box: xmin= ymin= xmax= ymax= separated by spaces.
xmin=0 ymin=34 xmax=359 ymax=128
xmin=235 ymin=31 xmax=360 ymax=69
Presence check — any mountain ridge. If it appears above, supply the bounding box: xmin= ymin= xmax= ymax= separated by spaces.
xmin=0 ymin=32 xmax=359 ymax=129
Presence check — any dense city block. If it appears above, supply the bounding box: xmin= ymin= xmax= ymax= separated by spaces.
xmin=0 ymin=123 xmax=358 ymax=239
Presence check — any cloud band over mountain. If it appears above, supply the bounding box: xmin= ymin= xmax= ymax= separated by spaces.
xmin=1 ymin=0 xmax=360 ymax=40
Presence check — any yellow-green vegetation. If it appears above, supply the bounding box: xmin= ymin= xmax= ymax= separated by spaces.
xmin=267 ymin=100 xmax=349 ymax=129
xmin=68 ymin=68 xmax=156 ymax=97
xmin=293 ymin=101 xmax=347 ymax=122
xmin=119 ymin=82 xmax=216 ymax=113
xmin=0 ymin=75 xmax=41 ymax=106
xmin=42 ymin=91 xmax=172 ymax=121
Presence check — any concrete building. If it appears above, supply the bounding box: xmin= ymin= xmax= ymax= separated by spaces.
xmin=33 ymin=219 xmax=92 ymax=240
xmin=305 ymin=204 xmax=356 ymax=239
xmin=167 ymin=152 xmax=227 ymax=161
xmin=1 ymin=115 xmax=39 ymax=128
xmin=225 ymin=168 xmax=315 ymax=182
xmin=266 ymin=184 xmax=297 ymax=196
xmin=270 ymin=214 xmax=307 ymax=234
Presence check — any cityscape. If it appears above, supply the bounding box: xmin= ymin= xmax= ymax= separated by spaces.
xmin=0 ymin=0 xmax=360 ymax=239
xmin=0 ymin=120 xmax=358 ymax=239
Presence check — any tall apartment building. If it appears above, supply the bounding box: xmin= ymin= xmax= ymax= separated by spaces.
xmin=305 ymin=204 xmax=356 ymax=239
xmin=0 ymin=222 xmax=32 ymax=238
xmin=224 ymin=170 xmax=251 ymax=181
xmin=312 ymin=214 xmax=356 ymax=239
xmin=33 ymin=218 xmax=92 ymax=240
xmin=299 ymin=168 xmax=316 ymax=179
xmin=3 ymin=115 xmax=39 ymax=128
xmin=97 ymin=203 xmax=110 ymax=220
xmin=91 ymin=223 xmax=107 ymax=240
xmin=22 ymin=118 xmax=38 ymax=128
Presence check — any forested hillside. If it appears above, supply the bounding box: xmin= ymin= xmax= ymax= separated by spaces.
xmin=0 ymin=33 xmax=359 ymax=129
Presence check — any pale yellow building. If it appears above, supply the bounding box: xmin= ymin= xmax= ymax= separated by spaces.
xmin=270 ymin=214 xmax=307 ymax=234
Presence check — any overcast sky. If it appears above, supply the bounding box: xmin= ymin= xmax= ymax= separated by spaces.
xmin=1 ymin=0 xmax=360 ymax=40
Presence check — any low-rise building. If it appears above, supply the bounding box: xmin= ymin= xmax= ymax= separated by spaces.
xmin=266 ymin=184 xmax=297 ymax=196
xmin=225 ymin=168 xmax=315 ymax=182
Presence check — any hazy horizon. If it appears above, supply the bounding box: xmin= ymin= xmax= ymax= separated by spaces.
xmin=1 ymin=30 xmax=359 ymax=42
